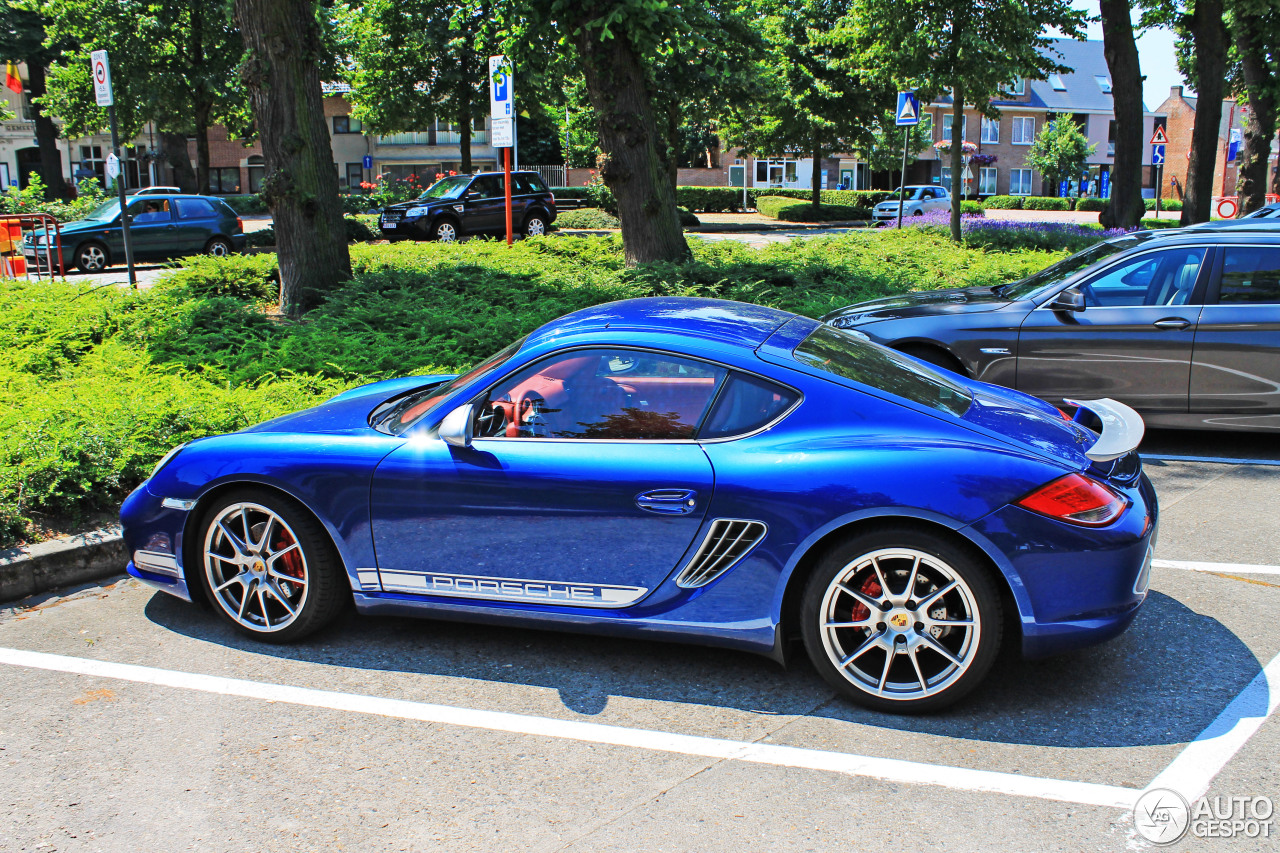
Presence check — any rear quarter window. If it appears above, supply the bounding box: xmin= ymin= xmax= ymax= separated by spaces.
xmin=793 ymin=326 xmax=972 ymax=416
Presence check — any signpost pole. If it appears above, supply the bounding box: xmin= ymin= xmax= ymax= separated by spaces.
xmin=92 ymin=50 xmax=136 ymax=287
xmin=505 ymin=147 xmax=513 ymax=245
xmin=896 ymin=127 xmax=909 ymax=229
xmin=1156 ymin=163 xmax=1162 ymax=217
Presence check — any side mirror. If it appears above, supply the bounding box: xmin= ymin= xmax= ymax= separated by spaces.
xmin=1049 ymin=288 xmax=1086 ymax=313
xmin=464 ymin=190 xmax=481 ymax=200
xmin=439 ymin=403 xmax=474 ymax=448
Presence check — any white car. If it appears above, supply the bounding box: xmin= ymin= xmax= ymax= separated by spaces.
xmin=872 ymin=185 xmax=953 ymax=222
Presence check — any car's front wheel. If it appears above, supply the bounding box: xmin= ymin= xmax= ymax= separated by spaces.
xmin=74 ymin=242 xmax=109 ymax=273
xmin=205 ymin=236 xmax=233 ymax=257
xmin=197 ymin=489 xmax=347 ymax=642
xmin=800 ymin=528 xmax=1002 ymax=712
xmin=432 ymin=219 xmax=459 ymax=242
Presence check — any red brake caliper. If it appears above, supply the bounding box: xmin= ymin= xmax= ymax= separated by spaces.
xmin=274 ymin=530 xmax=305 ymax=583
xmin=849 ymin=575 xmax=883 ymax=624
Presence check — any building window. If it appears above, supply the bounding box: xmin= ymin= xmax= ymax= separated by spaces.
xmin=1095 ymin=75 xmax=1113 ymax=94
xmin=981 ymin=116 xmax=999 ymax=144
xmin=1108 ymin=120 xmax=1117 ymax=158
xmin=754 ymin=158 xmax=800 ymax=186
xmin=378 ymin=131 xmax=430 ymax=145
xmin=79 ymin=145 xmax=105 ymax=181
xmin=1049 ymin=74 xmax=1067 ymax=92
xmin=979 ymin=167 xmax=998 ymax=195
xmin=1007 ymin=77 xmax=1025 ymax=96
xmin=343 ymin=162 xmax=363 ymax=191
xmin=209 ymin=167 xmax=241 ymax=194
xmin=333 ymin=116 xmax=364 ymax=134
xmin=20 ymin=94 xmax=36 ymax=122
xmin=247 ymin=155 xmax=266 ymax=193
xmin=1010 ymin=168 xmax=1034 ymax=195
xmin=1012 ymin=116 xmax=1035 ymax=145
xmin=941 ymin=117 xmax=967 ymax=142
xmin=381 ymin=164 xmax=437 ymax=185
xmin=940 ymin=166 xmax=951 ymax=187
xmin=920 ymin=113 xmax=933 ymax=140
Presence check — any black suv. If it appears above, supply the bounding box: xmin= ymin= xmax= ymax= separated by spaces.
xmin=378 ymin=171 xmax=557 ymax=242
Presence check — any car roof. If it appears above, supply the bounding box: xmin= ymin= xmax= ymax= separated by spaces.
xmin=469 ymin=171 xmax=544 ymax=178
xmin=523 ymin=297 xmax=796 ymax=352
xmin=1148 ymin=221 xmax=1280 ymax=239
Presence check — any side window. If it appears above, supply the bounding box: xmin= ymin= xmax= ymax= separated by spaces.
xmin=128 ymin=198 xmax=171 ymax=224
xmin=470 ymin=176 xmax=503 ymax=198
xmin=1218 ymin=247 xmax=1280 ymax=304
xmin=476 ymin=349 xmax=726 ymax=440
xmin=700 ymin=373 xmax=799 ymax=439
xmin=1079 ymin=248 xmax=1206 ymax=307
xmin=175 ymin=198 xmax=218 ymax=220
xmin=512 ymin=175 xmax=535 ymax=194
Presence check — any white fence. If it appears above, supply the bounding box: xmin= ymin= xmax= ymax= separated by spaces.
xmin=524 ymin=164 xmax=566 ymax=188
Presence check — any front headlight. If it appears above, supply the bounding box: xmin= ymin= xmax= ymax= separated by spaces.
xmin=150 ymin=443 xmax=186 ymax=479
xmin=405 ymin=206 xmax=430 ymax=218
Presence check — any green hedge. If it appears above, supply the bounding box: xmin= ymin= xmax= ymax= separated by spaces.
xmin=1141 ymin=218 xmax=1181 ymax=229
xmin=246 ymin=216 xmax=380 ymax=247
xmin=1023 ymin=196 xmax=1072 ymax=211
xmin=676 ymin=187 xmax=748 ymax=212
xmin=981 ymin=195 xmax=1024 ymax=210
xmin=222 ymin=194 xmax=269 ymax=214
xmin=1075 ymin=197 xmax=1107 ymax=212
xmin=554 ymin=207 xmax=621 ymax=228
xmin=1144 ymin=198 xmax=1183 ymax=211
xmin=550 ymin=187 xmax=593 ymax=201
xmin=754 ymin=188 xmax=892 ymax=209
xmin=960 ymin=200 xmax=985 ymax=215
xmin=755 ymin=197 xmax=870 ymax=221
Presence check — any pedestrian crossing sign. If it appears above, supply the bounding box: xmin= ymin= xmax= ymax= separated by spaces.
xmin=896 ymin=92 xmax=920 ymax=126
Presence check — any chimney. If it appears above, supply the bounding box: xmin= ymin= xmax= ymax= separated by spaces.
xmin=1171 ymin=85 xmax=1183 ymax=99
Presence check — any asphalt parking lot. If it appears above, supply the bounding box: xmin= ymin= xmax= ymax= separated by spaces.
xmin=1 ymin=430 xmax=1277 ymax=852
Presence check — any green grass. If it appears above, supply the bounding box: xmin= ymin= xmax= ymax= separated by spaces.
xmin=0 ymin=230 xmax=1068 ymax=546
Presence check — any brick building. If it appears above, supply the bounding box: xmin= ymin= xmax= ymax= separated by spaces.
xmin=1154 ymin=86 xmax=1279 ymax=202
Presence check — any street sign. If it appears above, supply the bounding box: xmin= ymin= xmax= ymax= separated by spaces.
xmin=362 ymin=154 xmax=373 ymax=169
xmin=90 ymin=50 xmax=113 ymax=107
xmin=491 ymin=117 xmax=514 ymax=148
xmin=1149 ymin=125 xmax=1168 ymax=145
xmin=895 ymin=92 xmax=920 ymax=126
xmin=1152 ymin=144 xmax=1166 ymax=166
xmin=489 ymin=55 xmax=513 ymax=121
xmin=1227 ymin=128 xmax=1241 ymax=162
xmin=105 ymin=152 xmax=120 ymax=180
xmin=1100 ymin=169 xmax=1111 ymax=198
xmin=1059 ymin=179 xmax=1070 ymax=197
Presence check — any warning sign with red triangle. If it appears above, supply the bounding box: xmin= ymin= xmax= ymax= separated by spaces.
xmin=1150 ymin=126 xmax=1169 ymax=145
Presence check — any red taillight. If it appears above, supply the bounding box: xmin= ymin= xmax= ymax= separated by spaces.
xmin=1016 ymin=473 xmax=1126 ymax=527
xmin=236 ymin=217 xmax=244 ymax=231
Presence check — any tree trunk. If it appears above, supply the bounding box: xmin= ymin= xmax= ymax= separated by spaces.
xmin=458 ymin=89 xmax=472 ymax=174
xmin=23 ymin=63 xmax=68 ymax=200
xmin=811 ymin=133 xmax=822 ymax=208
xmin=191 ymin=0 xmax=211 ymax=195
xmin=235 ymin=0 xmax=352 ymax=316
xmin=1099 ymin=0 xmax=1146 ymax=229
xmin=949 ymin=91 xmax=964 ymax=241
xmin=572 ymin=13 xmax=690 ymax=266
xmin=1233 ymin=14 xmax=1277 ymax=215
xmin=159 ymin=131 xmax=199 ymax=193
xmin=667 ymin=102 xmax=680 ymax=193
xmin=1181 ymin=0 xmax=1227 ymax=225
xmin=194 ymin=104 xmax=212 ymax=194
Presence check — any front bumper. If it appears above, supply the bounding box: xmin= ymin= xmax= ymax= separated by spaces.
xmin=120 ymin=482 xmax=196 ymax=602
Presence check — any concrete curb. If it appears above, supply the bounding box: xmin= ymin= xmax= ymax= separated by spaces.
xmin=0 ymin=526 xmax=126 ymax=603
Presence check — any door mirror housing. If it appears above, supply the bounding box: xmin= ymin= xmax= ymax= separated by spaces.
xmin=464 ymin=190 xmax=482 ymax=200
xmin=439 ymin=403 xmax=474 ymax=448
xmin=1049 ymin=288 xmax=1086 ymax=313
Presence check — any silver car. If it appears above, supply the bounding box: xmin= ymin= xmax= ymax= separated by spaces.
xmin=872 ymin=185 xmax=953 ymax=222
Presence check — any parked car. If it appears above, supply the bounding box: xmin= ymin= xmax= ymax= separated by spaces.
xmin=821 ymin=227 xmax=1280 ymax=432
xmin=122 ymin=297 xmax=1154 ymax=713
xmin=378 ymin=171 xmax=557 ymax=242
xmin=23 ymin=193 xmax=246 ymax=273
xmin=127 ymin=186 xmax=183 ymax=196
xmin=872 ymin=185 xmax=953 ymax=223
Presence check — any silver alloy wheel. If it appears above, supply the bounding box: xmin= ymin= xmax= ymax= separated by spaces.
xmin=818 ymin=547 xmax=981 ymax=701
xmin=203 ymin=502 xmax=310 ymax=633
xmin=526 ymin=217 xmax=546 ymax=236
xmin=208 ymin=239 xmax=231 ymax=257
xmin=435 ymin=221 xmax=458 ymax=242
xmin=79 ymin=245 xmax=107 ymax=271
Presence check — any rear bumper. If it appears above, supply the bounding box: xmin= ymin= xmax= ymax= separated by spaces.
xmin=964 ymin=471 xmax=1157 ymax=658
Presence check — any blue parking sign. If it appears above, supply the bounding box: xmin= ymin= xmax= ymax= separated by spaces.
xmin=895 ymin=92 xmax=920 ymax=126
xmin=362 ymin=155 xmax=373 ymax=169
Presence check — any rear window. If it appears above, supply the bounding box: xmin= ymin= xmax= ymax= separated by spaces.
xmin=175 ymin=198 xmax=218 ymax=219
xmin=701 ymin=372 xmax=798 ymax=439
xmin=793 ymin=326 xmax=972 ymax=416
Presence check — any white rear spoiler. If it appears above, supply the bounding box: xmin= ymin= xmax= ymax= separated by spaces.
xmin=1062 ymin=398 xmax=1145 ymax=463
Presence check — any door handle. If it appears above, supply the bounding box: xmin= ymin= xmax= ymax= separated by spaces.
xmin=635 ymin=489 xmax=697 ymax=515
xmin=1153 ymin=318 xmax=1191 ymax=330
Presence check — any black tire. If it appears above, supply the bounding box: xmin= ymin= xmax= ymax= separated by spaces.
xmin=205 ymin=236 xmax=233 ymax=257
xmin=896 ymin=344 xmax=967 ymax=377
xmin=195 ymin=488 xmax=347 ymax=643
xmin=523 ymin=212 xmax=548 ymax=238
xmin=800 ymin=527 xmax=1002 ymax=713
xmin=912 ymin=208 xmax=924 ymax=216
xmin=74 ymin=242 xmax=110 ymax=273
xmin=432 ymin=218 xmax=460 ymax=242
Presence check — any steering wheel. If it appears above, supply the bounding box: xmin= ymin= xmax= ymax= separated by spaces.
xmin=513 ymin=390 xmax=548 ymax=437
xmin=1078 ymin=282 xmax=1097 ymax=307
xmin=475 ymin=400 xmax=508 ymax=437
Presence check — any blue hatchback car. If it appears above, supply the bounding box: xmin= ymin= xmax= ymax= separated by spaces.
xmin=121 ymin=298 xmax=1156 ymax=712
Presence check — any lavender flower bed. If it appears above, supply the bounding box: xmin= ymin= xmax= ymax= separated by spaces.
xmin=892 ymin=211 xmax=1129 ymax=252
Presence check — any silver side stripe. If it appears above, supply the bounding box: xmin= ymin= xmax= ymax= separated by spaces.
xmin=375 ymin=569 xmax=647 ymax=608
xmin=133 ymin=550 xmax=179 ymax=577
xmin=356 ymin=570 xmax=381 ymax=592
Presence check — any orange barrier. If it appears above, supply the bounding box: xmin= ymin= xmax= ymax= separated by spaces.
xmin=0 ymin=214 xmax=65 ymax=279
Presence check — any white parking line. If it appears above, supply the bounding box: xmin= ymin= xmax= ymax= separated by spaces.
xmin=1154 ymin=559 xmax=1280 ymax=575
xmin=1141 ymin=454 xmax=1280 ymax=467
xmin=0 ymin=646 xmax=1138 ymax=809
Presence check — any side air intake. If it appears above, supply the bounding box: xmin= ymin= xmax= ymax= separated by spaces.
xmin=675 ymin=519 xmax=768 ymax=588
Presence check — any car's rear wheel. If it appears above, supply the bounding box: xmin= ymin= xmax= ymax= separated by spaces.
xmin=74 ymin=242 xmax=109 ymax=273
xmin=432 ymin=219 xmax=459 ymax=242
xmin=205 ymin=236 xmax=233 ymax=257
xmin=523 ymin=213 xmax=547 ymax=237
xmin=800 ymin=528 xmax=1002 ymax=712
xmin=912 ymin=208 xmax=924 ymax=216
xmin=197 ymin=489 xmax=347 ymax=642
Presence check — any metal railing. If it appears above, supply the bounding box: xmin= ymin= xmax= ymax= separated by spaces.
xmin=524 ymin=164 xmax=566 ymax=188
xmin=1 ymin=214 xmax=66 ymax=280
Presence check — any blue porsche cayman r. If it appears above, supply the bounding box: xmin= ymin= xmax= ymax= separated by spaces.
xmin=122 ymin=297 xmax=1156 ymax=712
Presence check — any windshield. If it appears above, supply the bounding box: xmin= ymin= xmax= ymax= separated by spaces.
xmin=376 ymin=337 xmax=527 ymax=435
xmin=995 ymin=237 xmax=1137 ymax=300
xmin=84 ymin=200 xmax=121 ymax=221
xmin=793 ymin=325 xmax=972 ymax=416
xmin=417 ymin=176 xmax=472 ymax=201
